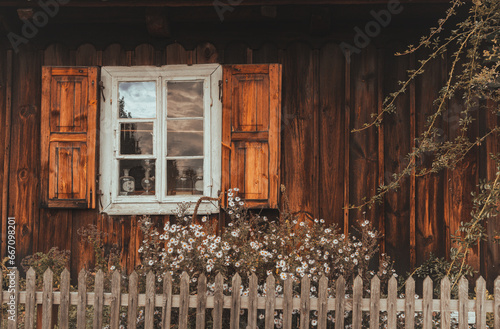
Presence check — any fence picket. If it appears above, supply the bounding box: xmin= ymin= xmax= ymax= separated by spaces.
xmin=352 ymin=276 xmax=363 ymax=329
xmin=300 ymin=275 xmax=311 ymax=329
xmin=248 ymin=273 xmax=259 ymax=329
xmin=422 ymin=276 xmax=433 ymax=329
xmin=161 ymin=272 xmax=172 ymax=329
xmin=196 ymin=274 xmax=207 ymax=329
xmin=495 ymin=276 xmax=500 ymax=329
xmin=7 ymin=268 xmax=19 ymax=329
xmin=318 ymin=275 xmax=328 ymax=329
xmin=76 ymin=269 xmax=87 ymax=329
xmin=145 ymin=271 xmax=155 ymax=329
xmin=42 ymin=268 xmax=54 ymax=329
xmin=213 ymin=273 xmax=224 ymax=329
xmin=230 ymin=273 xmax=241 ymax=329
xmin=475 ymin=277 xmax=486 ymax=329
xmin=110 ymin=271 xmax=121 ymax=329
xmin=405 ymin=277 xmax=415 ymax=329
xmin=282 ymin=276 xmax=293 ymax=329
xmin=93 ymin=270 xmax=104 ymax=329
xmin=335 ymin=276 xmax=345 ymax=329
xmin=458 ymin=276 xmax=468 ymax=329
xmin=179 ymin=272 xmax=190 ymax=329
xmin=388 ymin=277 xmax=397 ymax=329
xmin=59 ymin=269 xmax=71 ymax=329
xmin=128 ymin=271 xmax=139 ymax=329
xmin=369 ymin=276 xmax=380 ymax=329
xmin=25 ymin=268 xmax=36 ymax=329
xmin=265 ymin=274 xmax=276 ymax=329
xmin=440 ymin=276 xmax=451 ymax=329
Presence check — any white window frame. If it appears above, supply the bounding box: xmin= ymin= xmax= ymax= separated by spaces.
xmin=99 ymin=64 xmax=222 ymax=215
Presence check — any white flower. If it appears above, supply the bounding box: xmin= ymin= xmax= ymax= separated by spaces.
xmin=280 ymin=273 xmax=287 ymax=280
xmin=148 ymin=260 xmax=154 ymax=266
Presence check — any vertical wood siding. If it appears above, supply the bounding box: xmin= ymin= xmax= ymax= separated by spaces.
xmin=0 ymin=41 xmax=498 ymax=286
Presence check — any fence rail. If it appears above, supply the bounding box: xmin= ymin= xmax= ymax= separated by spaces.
xmin=1 ymin=268 xmax=499 ymax=329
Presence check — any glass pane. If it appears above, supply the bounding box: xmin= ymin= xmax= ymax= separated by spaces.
xmin=118 ymin=159 xmax=156 ymax=196
xmin=167 ymin=81 xmax=204 ymax=118
xmin=167 ymin=159 xmax=203 ymax=196
xmin=167 ymin=120 xmax=203 ymax=156
xmin=118 ymin=81 xmax=156 ymax=118
xmin=120 ymin=122 xmax=154 ymax=155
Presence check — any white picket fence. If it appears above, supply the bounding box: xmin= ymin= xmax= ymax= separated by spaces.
xmin=1 ymin=268 xmax=499 ymax=329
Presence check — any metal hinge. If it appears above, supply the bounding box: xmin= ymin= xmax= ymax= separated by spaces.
xmin=218 ymin=80 xmax=223 ymax=101
xmin=99 ymin=81 xmax=106 ymax=102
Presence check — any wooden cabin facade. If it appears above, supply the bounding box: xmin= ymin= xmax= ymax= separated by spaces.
xmin=0 ymin=0 xmax=498 ymax=284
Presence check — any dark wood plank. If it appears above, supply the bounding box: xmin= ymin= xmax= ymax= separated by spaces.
xmin=414 ymin=52 xmax=446 ymax=263
xmin=281 ymin=43 xmax=317 ymax=221
xmin=195 ymin=42 xmax=218 ymax=64
xmin=75 ymin=43 xmax=98 ymax=66
xmin=383 ymin=49 xmax=412 ymax=274
xmin=349 ymin=44 xmax=379 ymax=224
xmin=318 ymin=43 xmax=345 ymax=226
xmin=102 ymin=44 xmax=128 ymax=66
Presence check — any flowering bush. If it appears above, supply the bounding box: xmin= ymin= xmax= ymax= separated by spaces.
xmin=138 ymin=188 xmax=395 ymax=292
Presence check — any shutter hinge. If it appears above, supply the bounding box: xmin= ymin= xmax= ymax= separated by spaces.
xmin=99 ymin=81 xmax=106 ymax=102
xmin=218 ymin=80 xmax=223 ymax=101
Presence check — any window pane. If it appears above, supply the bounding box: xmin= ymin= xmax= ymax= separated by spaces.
xmin=167 ymin=159 xmax=203 ymax=196
xmin=167 ymin=119 xmax=203 ymax=156
xmin=118 ymin=81 xmax=156 ymax=118
xmin=119 ymin=159 xmax=156 ymax=196
xmin=167 ymin=81 xmax=204 ymax=118
xmin=120 ymin=122 xmax=153 ymax=155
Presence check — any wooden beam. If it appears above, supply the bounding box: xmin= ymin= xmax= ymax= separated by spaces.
xmin=145 ymin=7 xmax=170 ymax=38
xmin=0 ymin=0 xmax=456 ymax=7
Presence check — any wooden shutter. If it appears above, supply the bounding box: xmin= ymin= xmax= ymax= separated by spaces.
xmin=222 ymin=64 xmax=282 ymax=208
xmin=41 ymin=67 xmax=98 ymax=209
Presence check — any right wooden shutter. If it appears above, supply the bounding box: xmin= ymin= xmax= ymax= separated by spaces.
xmin=222 ymin=64 xmax=282 ymax=208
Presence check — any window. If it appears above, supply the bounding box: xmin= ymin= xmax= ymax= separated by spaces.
xmin=99 ymin=65 xmax=222 ymax=215
xmin=40 ymin=64 xmax=281 ymax=213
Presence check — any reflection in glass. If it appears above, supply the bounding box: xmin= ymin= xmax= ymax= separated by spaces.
xmin=119 ymin=159 xmax=156 ymax=196
xmin=119 ymin=81 xmax=156 ymax=118
xmin=167 ymin=81 xmax=204 ymax=118
xmin=167 ymin=159 xmax=203 ymax=195
xmin=167 ymin=120 xmax=203 ymax=156
xmin=120 ymin=122 xmax=154 ymax=155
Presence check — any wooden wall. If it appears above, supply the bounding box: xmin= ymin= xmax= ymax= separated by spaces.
xmin=0 ymin=39 xmax=498 ymax=285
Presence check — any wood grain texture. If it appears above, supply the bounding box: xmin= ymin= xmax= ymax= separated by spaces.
xmin=230 ymin=273 xmax=241 ymax=329
xmin=110 ymin=271 xmax=122 ymax=329
xmin=369 ymin=276 xmax=380 ymax=329
xmin=93 ymin=270 xmax=104 ymax=329
xmin=405 ymin=277 xmax=415 ymax=329
xmin=383 ymin=50 xmax=412 ymax=274
xmin=42 ymin=268 xmax=54 ymax=329
xmin=59 ymin=269 xmax=71 ymax=329
xmin=349 ymin=45 xmax=379 ymax=224
xmin=196 ymin=274 xmax=207 ymax=329
xmin=128 ymin=271 xmax=139 ymax=329
xmin=414 ymin=52 xmax=446 ymax=264
xmin=265 ymin=274 xmax=276 ymax=329
xmin=161 ymin=272 xmax=172 ymax=329
xmin=318 ymin=43 xmax=345 ymax=226
xmin=440 ymin=276 xmax=451 ymax=329
xmin=77 ymin=269 xmax=87 ymax=329
xmin=145 ymin=271 xmax=155 ymax=329
xmin=25 ymin=268 xmax=36 ymax=329
xmin=179 ymin=272 xmax=190 ymax=329
xmin=281 ymin=43 xmax=317 ymax=220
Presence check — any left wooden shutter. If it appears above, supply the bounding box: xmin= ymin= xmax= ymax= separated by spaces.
xmin=41 ymin=67 xmax=98 ymax=209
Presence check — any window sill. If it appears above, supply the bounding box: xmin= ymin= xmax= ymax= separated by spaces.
xmin=101 ymin=201 xmax=219 ymax=216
